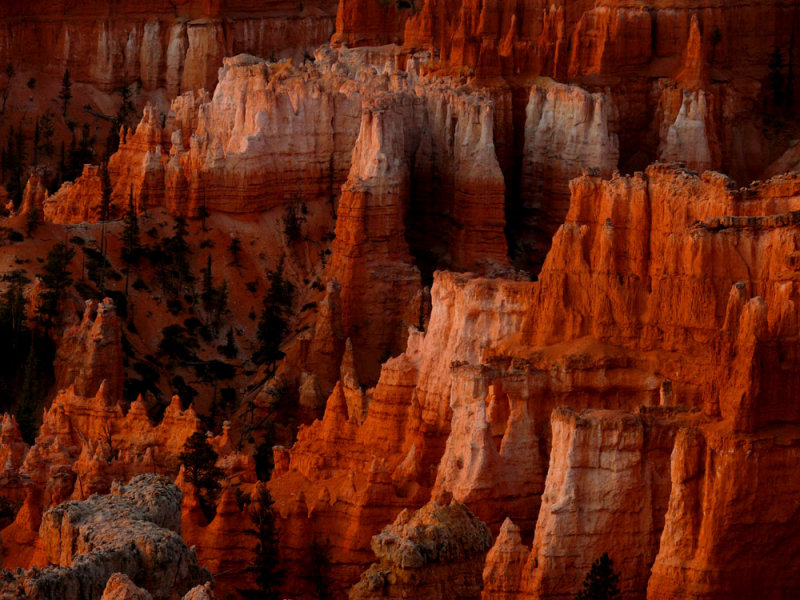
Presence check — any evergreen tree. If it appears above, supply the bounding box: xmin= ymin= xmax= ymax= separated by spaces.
xmin=201 ymin=255 xmax=214 ymax=309
xmin=121 ymin=185 xmax=140 ymax=268
xmin=5 ymin=125 xmax=26 ymax=208
xmin=1 ymin=64 xmax=13 ymax=115
xmin=769 ymin=46 xmax=787 ymax=107
xmin=59 ymin=69 xmax=72 ymax=117
xmin=218 ymin=327 xmax=238 ymax=358
xmin=36 ymin=242 xmax=75 ymax=331
xmin=309 ymin=537 xmax=332 ymax=600
xmin=710 ymin=27 xmax=722 ymax=66
xmin=32 ymin=117 xmax=40 ymax=164
xmin=16 ymin=340 xmax=39 ymax=444
xmin=228 ymin=235 xmax=242 ymax=266
xmin=97 ymin=163 xmax=113 ymax=291
xmin=0 ymin=269 xmax=29 ymax=340
xmin=26 ymin=205 xmax=41 ymax=237
xmin=167 ymin=215 xmax=191 ymax=288
xmin=253 ymin=419 xmax=276 ymax=481
xmin=239 ymin=485 xmax=284 ymax=600
xmin=576 ymin=553 xmax=622 ymax=600
xmin=39 ymin=111 xmax=55 ymax=158
xmin=254 ymin=257 xmax=294 ymax=375
xmin=178 ymin=431 xmax=224 ymax=521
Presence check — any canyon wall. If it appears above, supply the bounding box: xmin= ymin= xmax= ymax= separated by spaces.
xmin=3 ymin=1 xmax=800 ymax=599
xmin=271 ymin=164 xmax=800 ymax=598
xmin=0 ymin=0 xmax=337 ymax=94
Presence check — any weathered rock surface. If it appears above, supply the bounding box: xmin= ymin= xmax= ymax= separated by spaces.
xmin=271 ymin=271 xmax=534 ymax=593
xmin=647 ymin=424 xmax=800 ymax=600
xmin=55 ymin=297 xmax=124 ymax=401
xmin=0 ymin=0 xmax=337 ymax=94
xmin=349 ymin=500 xmax=492 ymax=600
xmin=274 ymin=162 xmax=800 ymax=597
xmin=101 ymin=573 xmax=154 ymax=600
xmin=481 ymin=518 xmax=527 ymax=600
xmin=0 ymin=474 xmax=208 ymax=600
xmin=519 ymin=407 xmax=690 ymax=599
xmin=518 ymin=79 xmax=618 ymax=264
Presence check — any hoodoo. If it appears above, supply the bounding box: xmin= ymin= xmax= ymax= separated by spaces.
xmin=0 ymin=0 xmax=798 ymax=598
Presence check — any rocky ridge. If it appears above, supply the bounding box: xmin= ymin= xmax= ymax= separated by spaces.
xmin=0 ymin=474 xmax=209 ymax=600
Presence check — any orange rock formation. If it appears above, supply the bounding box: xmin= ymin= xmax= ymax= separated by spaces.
xmin=0 ymin=0 xmax=337 ymax=94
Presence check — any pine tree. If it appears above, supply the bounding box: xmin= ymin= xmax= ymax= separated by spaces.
xmin=228 ymin=235 xmax=242 ymax=266
xmin=254 ymin=256 xmax=294 ymax=375
xmin=1 ymin=64 xmax=13 ymax=115
xmin=0 ymin=269 xmax=29 ymax=340
xmin=168 ymin=215 xmax=191 ymax=289
xmin=218 ymin=327 xmax=238 ymax=358
xmin=32 ymin=117 xmax=40 ymax=164
xmin=178 ymin=431 xmax=224 ymax=521
xmin=59 ymin=69 xmax=72 ymax=117
xmin=239 ymin=485 xmax=284 ymax=600
xmin=97 ymin=163 xmax=113 ymax=291
xmin=121 ymin=184 xmax=140 ymax=293
xmin=309 ymin=537 xmax=332 ymax=600
xmin=5 ymin=125 xmax=26 ymax=208
xmin=39 ymin=111 xmax=54 ymax=158
xmin=201 ymin=255 xmax=214 ymax=309
xmin=576 ymin=553 xmax=622 ymax=600
xmin=769 ymin=46 xmax=787 ymax=107
xmin=36 ymin=242 xmax=75 ymax=331
xmin=17 ymin=340 xmax=39 ymax=443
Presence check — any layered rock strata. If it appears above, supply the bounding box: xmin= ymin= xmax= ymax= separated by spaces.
xmin=0 ymin=0 xmax=337 ymax=94
xmin=517 ymin=78 xmax=618 ymax=264
xmin=43 ymin=46 xmax=510 ymax=384
xmin=274 ymin=163 xmax=800 ymax=597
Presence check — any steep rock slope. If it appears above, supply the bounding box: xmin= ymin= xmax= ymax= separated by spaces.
xmin=0 ymin=0 xmax=337 ymax=95
xmin=274 ymin=163 xmax=800 ymax=597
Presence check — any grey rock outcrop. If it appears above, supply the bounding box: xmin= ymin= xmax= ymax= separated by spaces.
xmin=0 ymin=474 xmax=209 ymax=600
xmin=350 ymin=500 xmax=492 ymax=599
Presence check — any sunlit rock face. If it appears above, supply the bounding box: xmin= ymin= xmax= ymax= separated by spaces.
xmin=4 ymin=1 xmax=800 ymax=599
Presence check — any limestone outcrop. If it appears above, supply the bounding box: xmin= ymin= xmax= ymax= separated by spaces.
xmin=0 ymin=474 xmax=209 ymax=600
xmin=349 ymin=500 xmax=492 ymax=600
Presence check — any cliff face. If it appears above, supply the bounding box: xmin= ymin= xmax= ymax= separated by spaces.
xmin=519 ymin=407 xmax=687 ymax=599
xmin=5 ymin=1 xmax=800 ymax=599
xmin=43 ymin=46 xmax=510 ymax=384
xmin=516 ymin=79 xmax=618 ymax=264
xmin=44 ymin=48 xmax=507 ymax=276
xmin=331 ymin=0 xmax=799 ymax=208
xmin=271 ymin=163 xmax=800 ymax=598
xmin=0 ymin=0 xmax=337 ymax=94
xmin=647 ymin=425 xmax=800 ymax=600
xmin=271 ymin=271 xmax=539 ymax=594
